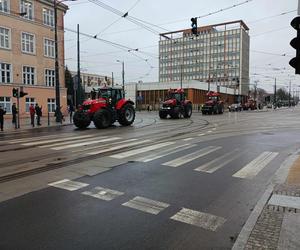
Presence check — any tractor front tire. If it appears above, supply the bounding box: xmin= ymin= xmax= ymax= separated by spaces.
xmin=73 ymin=111 xmax=91 ymax=129
xmin=93 ymin=109 xmax=111 ymax=129
xmin=159 ymin=110 xmax=168 ymax=119
xmin=119 ymin=104 xmax=135 ymax=126
xmin=184 ymin=104 xmax=192 ymax=118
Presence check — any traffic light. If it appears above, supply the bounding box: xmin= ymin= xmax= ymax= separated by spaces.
xmin=19 ymin=90 xmax=28 ymax=98
xmin=289 ymin=16 xmax=300 ymax=74
xmin=12 ymin=88 xmax=18 ymax=98
xmin=191 ymin=17 xmax=198 ymax=35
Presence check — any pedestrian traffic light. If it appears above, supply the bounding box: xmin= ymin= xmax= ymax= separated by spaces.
xmin=191 ymin=17 xmax=198 ymax=35
xmin=19 ymin=91 xmax=28 ymax=98
xmin=289 ymin=16 xmax=300 ymax=74
xmin=12 ymin=88 xmax=18 ymax=98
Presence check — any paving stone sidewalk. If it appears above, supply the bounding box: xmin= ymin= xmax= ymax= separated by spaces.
xmin=240 ymin=156 xmax=300 ymax=250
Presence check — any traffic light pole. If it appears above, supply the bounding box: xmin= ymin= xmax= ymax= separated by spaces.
xmin=17 ymin=91 xmax=20 ymax=129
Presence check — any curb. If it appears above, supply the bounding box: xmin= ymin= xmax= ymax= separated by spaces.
xmin=232 ymin=152 xmax=299 ymax=250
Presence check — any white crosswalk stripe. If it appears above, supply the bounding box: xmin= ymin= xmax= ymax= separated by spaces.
xmin=136 ymin=144 xmax=196 ymax=163
xmin=233 ymin=151 xmax=279 ymax=179
xmin=87 ymin=139 xmax=152 ymax=155
xmin=48 ymin=179 xmax=89 ymax=191
xmin=162 ymin=146 xmax=221 ymax=167
xmin=39 ymin=136 xmax=109 ymax=148
xmin=82 ymin=187 xmax=124 ymax=201
xmin=6 ymin=134 xmax=73 ymax=144
xmin=170 ymin=208 xmax=226 ymax=231
xmin=194 ymin=149 xmax=244 ymax=173
xmin=110 ymin=141 xmax=176 ymax=159
xmin=51 ymin=137 xmax=121 ymax=150
xmin=22 ymin=135 xmax=95 ymax=146
xmin=122 ymin=196 xmax=169 ymax=215
xmin=183 ymin=138 xmax=194 ymax=141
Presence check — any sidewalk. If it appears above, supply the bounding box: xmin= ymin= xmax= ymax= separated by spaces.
xmin=233 ymin=152 xmax=300 ymax=249
xmin=2 ymin=115 xmax=72 ymax=132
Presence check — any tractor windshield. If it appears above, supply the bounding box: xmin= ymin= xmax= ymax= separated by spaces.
xmin=208 ymin=96 xmax=218 ymax=101
xmin=169 ymin=93 xmax=183 ymax=102
xmin=98 ymin=89 xmax=112 ymax=99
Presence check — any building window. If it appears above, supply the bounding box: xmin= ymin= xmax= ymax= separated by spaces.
xmin=47 ymin=98 xmax=55 ymax=112
xmin=43 ymin=8 xmax=54 ymax=27
xmin=0 ymin=27 xmax=11 ymax=49
xmin=25 ymin=97 xmax=35 ymax=112
xmin=23 ymin=66 xmax=35 ymax=85
xmin=0 ymin=97 xmax=11 ymax=113
xmin=0 ymin=63 xmax=12 ymax=83
xmin=45 ymin=69 xmax=55 ymax=87
xmin=20 ymin=0 xmax=33 ymax=20
xmin=0 ymin=0 xmax=9 ymax=13
xmin=21 ymin=32 xmax=35 ymax=54
xmin=44 ymin=38 xmax=55 ymax=58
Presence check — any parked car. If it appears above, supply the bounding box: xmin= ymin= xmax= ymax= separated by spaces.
xmin=229 ymin=103 xmax=242 ymax=112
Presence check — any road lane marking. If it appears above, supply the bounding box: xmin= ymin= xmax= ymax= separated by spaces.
xmin=82 ymin=187 xmax=124 ymax=201
xmin=87 ymin=139 xmax=152 ymax=155
xmin=71 ymin=139 xmax=138 ymax=153
xmin=136 ymin=144 xmax=197 ymax=163
xmin=22 ymin=135 xmax=95 ymax=146
xmin=195 ymin=149 xmax=243 ymax=173
xmin=212 ymin=128 xmax=217 ymax=131
xmin=162 ymin=146 xmax=221 ymax=167
xmin=233 ymin=151 xmax=279 ymax=179
xmin=51 ymin=137 xmax=121 ymax=150
xmin=198 ymin=133 xmax=205 ymax=136
xmin=170 ymin=208 xmax=226 ymax=231
xmin=48 ymin=179 xmax=89 ymax=191
xmin=207 ymin=131 xmax=212 ymax=133
xmin=39 ymin=136 xmax=109 ymax=148
xmin=183 ymin=138 xmax=194 ymax=141
xmin=122 ymin=196 xmax=169 ymax=215
xmin=110 ymin=141 xmax=175 ymax=159
xmin=6 ymin=134 xmax=75 ymax=144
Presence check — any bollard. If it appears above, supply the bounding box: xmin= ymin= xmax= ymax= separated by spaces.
xmin=48 ymin=112 xmax=50 ymax=126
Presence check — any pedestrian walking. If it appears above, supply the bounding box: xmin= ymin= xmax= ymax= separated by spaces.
xmin=29 ymin=104 xmax=35 ymax=127
xmin=12 ymin=103 xmax=17 ymax=127
xmin=0 ymin=105 xmax=6 ymax=131
xmin=35 ymin=103 xmax=42 ymax=126
xmin=68 ymin=104 xmax=74 ymax=123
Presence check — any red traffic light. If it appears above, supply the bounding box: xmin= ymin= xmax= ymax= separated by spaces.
xmin=291 ymin=16 xmax=300 ymax=30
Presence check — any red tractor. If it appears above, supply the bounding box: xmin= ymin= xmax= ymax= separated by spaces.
xmin=159 ymin=88 xmax=193 ymax=119
xmin=201 ymin=91 xmax=224 ymax=115
xmin=73 ymin=87 xmax=135 ymax=129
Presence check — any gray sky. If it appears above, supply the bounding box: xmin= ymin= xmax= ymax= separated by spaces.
xmin=64 ymin=0 xmax=300 ymax=93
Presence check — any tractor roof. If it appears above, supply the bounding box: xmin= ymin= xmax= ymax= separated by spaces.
xmin=206 ymin=91 xmax=220 ymax=97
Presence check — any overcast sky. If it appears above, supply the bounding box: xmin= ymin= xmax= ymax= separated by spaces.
xmin=63 ymin=0 xmax=300 ymax=93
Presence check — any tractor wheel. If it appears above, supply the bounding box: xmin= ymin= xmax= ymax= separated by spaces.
xmin=118 ymin=104 xmax=135 ymax=126
xmin=159 ymin=110 xmax=168 ymax=119
xmin=93 ymin=109 xmax=111 ymax=129
xmin=184 ymin=104 xmax=192 ymax=118
xmin=73 ymin=111 xmax=91 ymax=129
xmin=170 ymin=107 xmax=180 ymax=119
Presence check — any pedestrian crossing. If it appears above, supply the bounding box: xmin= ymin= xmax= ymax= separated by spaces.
xmin=3 ymin=133 xmax=281 ymax=180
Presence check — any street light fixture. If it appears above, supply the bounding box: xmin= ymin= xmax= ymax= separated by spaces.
xmin=116 ymin=60 xmax=125 ymax=96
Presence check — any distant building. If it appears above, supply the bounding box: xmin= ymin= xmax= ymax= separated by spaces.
xmin=70 ymin=71 xmax=113 ymax=93
xmin=0 ymin=0 xmax=68 ymax=116
xmin=159 ymin=20 xmax=250 ymax=96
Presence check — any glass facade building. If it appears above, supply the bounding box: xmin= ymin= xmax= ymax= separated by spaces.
xmin=159 ymin=20 xmax=250 ymax=95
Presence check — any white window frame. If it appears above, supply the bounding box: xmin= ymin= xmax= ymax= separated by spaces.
xmin=0 ymin=62 xmax=12 ymax=84
xmin=0 ymin=26 xmax=11 ymax=49
xmin=0 ymin=96 xmax=12 ymax=113
xmin=42 ymin=8 xmax=54 ymax=27
xmin=21 ymin=32 xmax=35 ymax=54
xmin=47 ymin=98 xmax=55 ymax=112
xmin=25 ymin=97 xmax=35 ymax=112
xmin=22 ymin=65 xmax=35 ymax=85
xmin=44 ymin=38 xmax=55 ymax=58
xmin=0 ymin=0 xmax=10 ymax=13
xmin=45 ymin=69 xmax=55 ymax=87
xmin=20 ymin=0 xmax=34 ymax=20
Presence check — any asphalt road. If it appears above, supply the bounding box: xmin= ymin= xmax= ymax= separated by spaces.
xmin=0 ymin=108 xmax=300 ymax=250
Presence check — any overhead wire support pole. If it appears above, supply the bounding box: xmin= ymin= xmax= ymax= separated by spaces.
xmin=77 ymin=23 xmax=81 ymax=106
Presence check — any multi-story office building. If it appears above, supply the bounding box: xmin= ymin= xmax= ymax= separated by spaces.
xmin=159 ymin=20 xmax=250 ymax=96
xmin=0 ymin=0 xmax=68 ymax=116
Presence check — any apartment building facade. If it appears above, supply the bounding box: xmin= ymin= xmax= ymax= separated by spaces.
xmin=159 ymin=20 xmax=250 ymax=96
xmin=0 ymin=0 xmax=68 ymax=117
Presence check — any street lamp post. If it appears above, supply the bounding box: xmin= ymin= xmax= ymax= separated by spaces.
xmin=117 ymin=60 xmax=125 ymax=96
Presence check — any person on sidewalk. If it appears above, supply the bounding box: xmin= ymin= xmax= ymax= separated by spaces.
xmin=12 ymin=103 xmax=17 ymax=127
xmin=0 ymin=105 xmax=6 ymax=131
xmin=68 ymin=104 xmax=74 ymax=123
xmin=35 ymin=103 xmax=42 ymax=126
xmin=29 ymin=104 xmax=35 ymax=127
